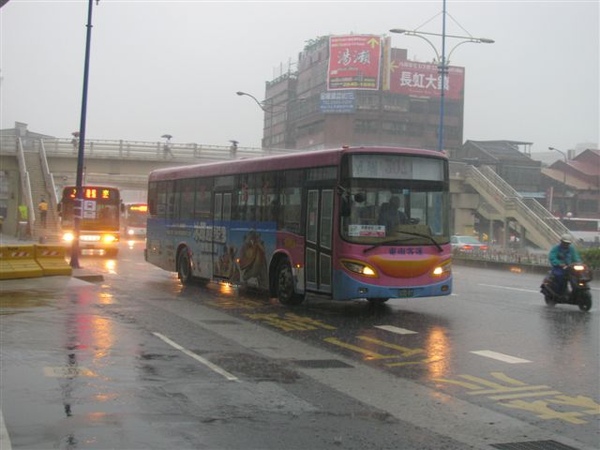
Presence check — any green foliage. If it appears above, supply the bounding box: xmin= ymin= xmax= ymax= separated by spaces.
xmin=581 ymin=248 xmax=600 ymax=270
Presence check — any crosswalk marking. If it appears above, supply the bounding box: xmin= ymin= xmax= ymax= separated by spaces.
xmin=374 ymin=325 xmax=417 ymax=335
xmin=470 ymin=350 xmax=531 ymax=364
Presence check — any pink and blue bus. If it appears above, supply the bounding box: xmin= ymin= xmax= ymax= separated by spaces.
xmin=145 ymin=146 xmax=452 ymax=304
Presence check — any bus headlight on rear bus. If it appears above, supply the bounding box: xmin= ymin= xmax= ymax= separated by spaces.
xmin=102 ymin=234 xmax=117 ymax=244
xmin=62 ymin=232 xmax=75 ymax=243
xmin=341 ymin=260 xmax=378 ymax=278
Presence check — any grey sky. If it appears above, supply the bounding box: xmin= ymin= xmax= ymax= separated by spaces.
xmin=1 ymin=0 xmax=598 ymax=153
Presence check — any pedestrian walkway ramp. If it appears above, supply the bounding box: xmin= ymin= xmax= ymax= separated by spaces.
xmin=464 ymin=165 xmax=569 ymax=250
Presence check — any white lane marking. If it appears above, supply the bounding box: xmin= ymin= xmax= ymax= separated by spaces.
xmin=478 ymin=284 xmax=538 ymax=293
xmin=375 ymin=325 xmax=418 ymax=335
xmin=471 ymin=350 xmax=531 ymax=364
xmin=152 ymin=332 xmax=239 ymax=382
xmin=0 ymin=409 xmax=12 ymax=450
xmin=480 ymin=283 xmax=600 ymax=294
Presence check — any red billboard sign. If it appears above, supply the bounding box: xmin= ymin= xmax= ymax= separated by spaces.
xmin=389 ymin=60 xmax=464 ymax=100
xmin=327 ymin=35 xmax=382 ymax=90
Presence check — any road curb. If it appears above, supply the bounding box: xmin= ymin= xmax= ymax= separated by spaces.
xmin=453 ymin=257 xmax=600 ymax=279
xmin=72 ymin=268 xmax=104 ymax=282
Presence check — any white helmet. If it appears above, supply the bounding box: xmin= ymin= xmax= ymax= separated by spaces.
xmin=560 ymin=234 xmax=572 ymax=244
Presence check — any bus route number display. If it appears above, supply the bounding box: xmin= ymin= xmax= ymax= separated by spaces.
xmin=350 ymin=155 xmax=444 ymax=181
xmin=68 ymin=187 xmax=113 ymax=200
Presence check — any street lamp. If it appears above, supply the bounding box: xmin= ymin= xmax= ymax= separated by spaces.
xmin=390 ymin=3 xmax=493 ymax=152
xmin=236 ymin=91 xmax=273 ymax=148
xmin=549 ymin=146 xmax=569 ymax=214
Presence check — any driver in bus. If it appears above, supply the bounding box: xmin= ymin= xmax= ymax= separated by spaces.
xmin=378 ymin=196 xmax=408 ymax=234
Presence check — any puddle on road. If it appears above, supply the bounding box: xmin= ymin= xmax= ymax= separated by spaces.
xmin=0 ymin=290 xmax=55 ymax=314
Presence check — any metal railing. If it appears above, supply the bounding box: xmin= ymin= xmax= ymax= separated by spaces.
xmin=40 ymin=138 xmax=301 ymax=162
xmin=39 ymin=140 xmax=59 ymax=207
xmin=465 ymin=165 xmax=564 ymax=248
xmin=477 ymin=166 xmax=569 ymax=238
xmin=16 ymin=138 xmax=35 ymax=232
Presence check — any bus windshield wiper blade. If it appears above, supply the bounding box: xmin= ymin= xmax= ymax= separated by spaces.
xmin=363 ymin=238 xmax=414 ymax=253
xmin=363 ymin=231 xmax=443 ymax=253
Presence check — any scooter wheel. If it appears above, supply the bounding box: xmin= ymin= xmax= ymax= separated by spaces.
xmin=544 ymin=294 xmax=556 ymax=307
xmin=578 ymin=291 xmax=592 ymax=312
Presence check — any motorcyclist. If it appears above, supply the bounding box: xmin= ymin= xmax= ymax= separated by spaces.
xmin=548 ymin=234 xmax=582 ymax=296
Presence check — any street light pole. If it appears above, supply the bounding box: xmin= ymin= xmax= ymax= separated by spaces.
xmin=439 ymin=0 xmax=447 ymax=154
xmin=71 ymin=0 xmax=98 ymax=269
xmin=390 ymin=3 xmax=493 ymax=152
xmin=236 ymin=91 xmax=272 ymax=148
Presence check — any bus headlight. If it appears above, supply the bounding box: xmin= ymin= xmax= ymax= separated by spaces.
xmin=341 ymin=260 xmax=378 ymax=278
xmin=432 ymin=261 xmax=452 ymax=277
xmin=102 ymin=234 xmax=117 ymax=244
xmin=62 ymin=232 xmax=75 ymax=242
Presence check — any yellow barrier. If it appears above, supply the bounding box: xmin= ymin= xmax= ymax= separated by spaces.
xmin=0 ymin=245 xmax=44 ymax=280
xmin=34 ymin=244 xmax=73 ymax=277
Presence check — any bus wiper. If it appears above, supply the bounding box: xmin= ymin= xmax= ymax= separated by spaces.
xmin=363 ymin=231 xmax=443 ymax=253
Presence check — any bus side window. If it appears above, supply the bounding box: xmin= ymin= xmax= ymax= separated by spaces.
xmin=148 ymin=182 xmax=157 ymax=217
xmin=279 ymin=169 xmax=303 ymax=233
xmin=194 ymin=179 xmax=212 ymax=220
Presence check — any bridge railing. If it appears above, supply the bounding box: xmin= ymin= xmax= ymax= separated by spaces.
xmin=39 ymin=138 xmax=301 ymax=162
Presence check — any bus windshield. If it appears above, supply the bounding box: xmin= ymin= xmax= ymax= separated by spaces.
xmin=125 ymin=203 xmax=148 ymax=227
xmin=340 ymin=154 xmax=449 ymax=245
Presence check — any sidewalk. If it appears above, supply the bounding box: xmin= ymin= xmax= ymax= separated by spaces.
xmin=0 ymin=232 xmax=38 ymax=246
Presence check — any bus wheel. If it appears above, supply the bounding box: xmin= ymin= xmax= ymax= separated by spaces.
xmin=177 ymin=248 xmax=193 ymax=285
xmin=276 ymin=260 xmax=304 ymax=306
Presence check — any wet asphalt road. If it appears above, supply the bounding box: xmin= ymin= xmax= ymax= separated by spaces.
xmin=1 ymin=239 xmax=598 ymax=450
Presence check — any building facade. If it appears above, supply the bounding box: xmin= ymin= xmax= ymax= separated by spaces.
xmin=262 ymin=35 xmax=465 ymax=152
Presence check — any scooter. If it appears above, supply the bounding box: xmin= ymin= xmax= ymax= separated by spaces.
xmin=540 ymin=263 xmax=593 ymax=312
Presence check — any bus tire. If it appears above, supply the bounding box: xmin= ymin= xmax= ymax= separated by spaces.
xmin=276 ymin=259 xmax=304 ymax=306
xmin=177 ymin=247 xmax=193 ymax=285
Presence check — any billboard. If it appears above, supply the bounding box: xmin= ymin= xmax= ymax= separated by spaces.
xmin=327 ymin=35 xmax=382 ymax=90
xmin=320 ymin=92 xmax=356 ymax=113
xmin=389 ymin=60 xmax=464 ymax=100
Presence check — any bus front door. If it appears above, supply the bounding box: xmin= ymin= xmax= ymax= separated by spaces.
xmin=305 ymin=189 xmax=333 ymax=294
xmin=212 ymin=192 xmax=234 ymax=281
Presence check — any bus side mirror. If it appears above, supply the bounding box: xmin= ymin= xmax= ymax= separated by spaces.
xmin=353 ymin=193 xmax=366 ymax=203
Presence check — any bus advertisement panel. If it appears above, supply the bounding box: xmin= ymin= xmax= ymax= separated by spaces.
xmin=145 ymin=146 xmax=452 ymax=305
xmin=124 ymin=203 xmax=148 ymax=239
xmin=59 ymin=185 xmax=122 ymax=256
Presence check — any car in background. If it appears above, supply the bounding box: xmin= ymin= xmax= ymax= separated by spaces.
xmin=451 ymin=235 xmax=489 ymax=253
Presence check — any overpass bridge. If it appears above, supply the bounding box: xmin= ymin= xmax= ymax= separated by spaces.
xmin=0 ymin=135 xmax=569 ymax=249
